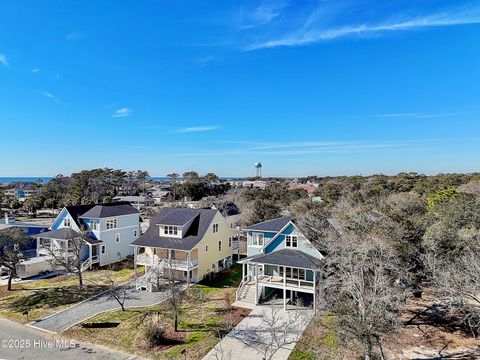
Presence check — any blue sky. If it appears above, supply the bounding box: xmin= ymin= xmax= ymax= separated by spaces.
xmin=0 ymin=0 xmax=479 ymax=177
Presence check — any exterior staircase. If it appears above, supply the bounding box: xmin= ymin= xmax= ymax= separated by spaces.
xmin=234 ymin=282 xmax=259 ymax=309
xmin=136 ymin=262 xmax=165 ymax=292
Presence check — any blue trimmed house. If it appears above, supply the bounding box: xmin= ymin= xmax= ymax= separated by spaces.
xmin=35 ymin=202 xmax=140 ymax=271
xmin=236 ymin=216 xmax=324 ymax=310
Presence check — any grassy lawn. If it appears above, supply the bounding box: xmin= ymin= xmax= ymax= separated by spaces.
xmin=0 ymin=263 xmax=139 ymax=324
xmin=288 ymin=314 xmax=351 ymax=360
xmin=63 ymin=264 xmax=250 ymax=360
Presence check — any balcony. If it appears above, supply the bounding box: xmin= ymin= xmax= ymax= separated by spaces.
xmin=257 ymin=274 xmax=315 ymax=292
xmin=232 ymin=240 xmax=239 ymax=250
xmin=136 ymin=253 xmax=198 ymax=270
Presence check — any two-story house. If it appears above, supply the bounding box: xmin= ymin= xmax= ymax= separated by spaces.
xmin=36 ymin=202 xmax=140 ymax=271
xmin=132 ymin=208 xmax=239 ymax=291
xmin=236 ymin=216 xmax=324 ymax=310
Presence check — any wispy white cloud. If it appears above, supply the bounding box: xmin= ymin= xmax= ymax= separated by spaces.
xmin=238 ymin=1 xmax=287 ymax=30
xmin=66 ymin=32 xmax=82 ymax=40
xmin=0 ymin=54 xmax=9 ymax=67
xmin=113 ymin=108 xmax=132 ymax=118
xmin=41 ymin=91 xmax=60 ymax=103
xmin=246 ymin=6 xmax=480 ymax=50
xmin=375 ymin=112 xmax=460 ymax=119
xmin=178 ymin=126 xmax=219 ymax=133
xmin=176 ymin=139 xmax=439 ymax=157
xmin=31 ymin=68 xmax=40 ymax=73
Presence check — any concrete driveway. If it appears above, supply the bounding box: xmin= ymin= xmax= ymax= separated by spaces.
xmin=0 ymin=317 xmax=142 ymax=360
xmin=31 ymin=283 xmax=174 ymax=333
xmin=203 ymin=305 xmax=314 ymax=360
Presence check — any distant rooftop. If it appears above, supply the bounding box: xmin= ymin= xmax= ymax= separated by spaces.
xmin=246 ymin=216 xmax=295 ymax=232
xmin=79 ymin=202 xmax=139 ymax=219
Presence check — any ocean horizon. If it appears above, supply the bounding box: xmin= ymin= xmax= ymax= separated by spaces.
xmin=0 ymin=176 xmax=246 ymax=184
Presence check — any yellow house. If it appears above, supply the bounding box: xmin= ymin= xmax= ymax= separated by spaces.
xmin=132 ymin=208 xmax=239 ymax=290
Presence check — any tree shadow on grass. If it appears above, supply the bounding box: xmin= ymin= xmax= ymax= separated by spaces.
xmin=8 ymin=285 xmax=106 ymax=313
xmin=410 ymin=347 xmax=480 ymax=360
xmin=405 ymin=303 xmax=471 ymax=335
xmin=81 ymin=322 xmax=120 ymax=328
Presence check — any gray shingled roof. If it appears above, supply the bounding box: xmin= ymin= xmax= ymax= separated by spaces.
xmin=132 ymin=208 xmax=217 ymax=250
xmin=39 ymin=228 xmax=81 ymax=240
xmin=64 ymin=204 xmax=96 ymax=228
xmin=79 ymin=202 xmax=138 ymax=219
xmin=246 ymin=216 xmax=295 ymax=232
xmin=243 ymin=249 xmax=323 ymax=269
xmin=154 ymin=208 xmax=200 ymax=226
xmin=38 ymin=228 xmax=103 ymax=244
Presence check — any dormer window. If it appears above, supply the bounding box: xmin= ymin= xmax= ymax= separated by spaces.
xmin=64 ymin=218 xmax=71 ymax=227
xmin=286 ymin=235 xmax=298 ymax=248
xmin=252 ymin=233 xmax=264 ymax=246
xmin=106 ymin=219 xmax=118 ymax=230
xmin=164 ymin=226 xmax=178 ymax=236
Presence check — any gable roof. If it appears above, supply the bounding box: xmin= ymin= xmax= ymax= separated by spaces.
xmin=132 ymin=208 xmax=217 ymax=250
xmin=154 ymin=208 xmax=202 ymax=226
xmin=64 ymin=204 xmax=96 ymax=228
xmin=79 ymin=202 xmax=138 ymax=219
xmin=246 ymin=216 xmax=295 ymax=232
xmin=242 ymin=248 xmax=323 ymax=270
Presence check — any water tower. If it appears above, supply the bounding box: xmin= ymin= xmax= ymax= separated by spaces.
xmin=254 ymin=162 xmax=262 ymax=178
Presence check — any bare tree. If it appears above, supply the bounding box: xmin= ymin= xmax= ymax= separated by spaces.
xmin=297 ymin=201 xmax=409 ymax=360
xmin=0 ymin=228 xmax=29 ymax=291
xmin=425 ymin=244 xmax=480 ymax=338
xmin=101 ymin=270 xmax=130 ymax=311
xmin=45 ymin=228 xmax=90 ymax=290
xmin=163 ymin=258 xmax=187 ymax=332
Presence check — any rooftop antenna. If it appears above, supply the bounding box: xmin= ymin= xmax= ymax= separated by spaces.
xmin=254 ymin=162 xmax=262 ymax=178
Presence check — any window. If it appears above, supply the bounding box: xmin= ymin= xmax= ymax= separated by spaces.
xmin=106 ymin=219 xmax=118 ymax=230
xmin=115 ymin=233 xmax=120 ymax=243
xmin=279 ymin=266 xmax=306 ymax=280
xmin=228 ymin=237 xmax=232 ymax=247
xmin=285 ymin=235 xmax=298 ymax=248
xmin=218 ymin=240 xmax=222 ymax=251
xmin=205 ymin=245 xmax=208 ymax=252
xmin=212 ymin=224 xmax=219 ymax=233
xmin=252 ymin=233 xmax=264 ymax=246
xmin=90 ymin=220 xmax=98 ymax=231
xmin=64 ymin=218 xmax=71 ymax=227
xmin=164 ymin=226 xmax=178 ymax=235
xmin=183 ymin=270 xmax=193 ymax=279
xmin=134 ymin=230 xmax=138 ymax=237
xmin=101 ymin=245 xmax=106 ymax=254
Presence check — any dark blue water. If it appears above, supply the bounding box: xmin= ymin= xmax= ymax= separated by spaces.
xmin=0 ymin=177 xmax=52 ymax=183
xmin=0 ymin=176 xmax=241 ymax=184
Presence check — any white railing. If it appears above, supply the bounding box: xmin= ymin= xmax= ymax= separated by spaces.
xmin=136 ymin=253 xmax=198 ymax=269
xmin=232 ymin=241 xmax=239 ymax=250
xmin=236 ymin=274 xmax=251 ymax=301
xmin=258 ymin=275 xmax=314 ymax=289
xmin=80 ymin=259 xmax=90 ymax=272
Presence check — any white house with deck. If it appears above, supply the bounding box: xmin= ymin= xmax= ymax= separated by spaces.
xmin=236 ymin=216 xmax=324 ymax=310
xmin=35 ymin=202 xmax=140 ymax=271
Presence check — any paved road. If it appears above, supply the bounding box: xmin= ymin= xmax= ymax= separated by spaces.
xmin=32 ymin=284 xmax=172 ymax=333
xmin=0 ymin=317 xmax=142 ymax=360
xmin=203 ymin=305 xmax=314 ymax=360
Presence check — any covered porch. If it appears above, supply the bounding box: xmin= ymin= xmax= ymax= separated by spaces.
xmin=36 ymin=228 xmax=102 ymax=271
xmin=134 ymin=246 xmax=199 ymax=270
xmin=237 ymin=249 xmax=323 ymax=310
